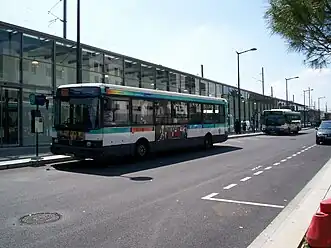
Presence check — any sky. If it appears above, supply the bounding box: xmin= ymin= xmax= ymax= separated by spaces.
xmin=1 ymin=0 xmax=329 ymax=109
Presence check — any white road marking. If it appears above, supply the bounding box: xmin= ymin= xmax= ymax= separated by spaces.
xmin=253 ymin=171 xmax=264 ymax=176
xmin=301 ymin=150 xmax=305 ymax=153
xmin=264 ymin=166 xmax=272 ymax=170
xmin=273 ymin=162 xmax=280 ymax=166
xmin=252 ymin=166 xmax=262 ymax=171
xmin=280 ymin=159 xmax=287 ymax=162
xmin=240 ymin=177 xmax=251 ymax=182
xmin=302 ymin=146 xmax=306 ymax=148
xmin=287 ymin=156 xmax=292 ymax=159
xmin=292 ymin=154 xmax=297 ymax=157
xmin=223 ymin=184 xmax=237 ymax=190
xmin=201 ymin=193 xmax=284 ymax=209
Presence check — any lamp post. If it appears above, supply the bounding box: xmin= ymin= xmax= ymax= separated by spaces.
xmin=318 ymin=96 xmax=326 ymax=122
xmin=76 ymin=0 xmax=82 ymax=84
xmin=303 ymin=88 xmax=313 ymax=127
xmin=236 ymin=47 xmax=257 ymax=134
xmin=285 ymin=76 xmax=299 ymax=104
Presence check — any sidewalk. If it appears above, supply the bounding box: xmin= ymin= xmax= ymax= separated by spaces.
xmin=247 ymin=156 xmax=331 ymax=248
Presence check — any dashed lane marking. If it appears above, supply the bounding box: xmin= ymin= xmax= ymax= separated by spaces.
xmin=240 ymin=177 xmax=251 ymax=182
xmin=273 ymin=162 xmax=280 ymax=166
xmin=201 ymin=193 xmax=285 ymax=209
xmin=280 ymin=159 xmax=287 ymax=162
xmin=264 ymin=166 xmax=272 ymax=170
xmin=253 ymin=171 xmax=264 ymax=176
xmin=252 ymin=166 xmax=262 ymax=171
xmin=223 ymin=184 xmax=237 ymax=190
xmin=287 ymin=156 xmax=292 ymax=160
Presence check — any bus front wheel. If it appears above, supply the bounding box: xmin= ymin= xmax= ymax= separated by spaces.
xmin=135 ymin=140 xmax=149 ymax=159
xmin=204 ymin=134 xmax=213 ymax=149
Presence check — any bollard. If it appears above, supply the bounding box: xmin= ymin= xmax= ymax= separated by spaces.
xmin=306 ymin=212 xmax=331 ymax=247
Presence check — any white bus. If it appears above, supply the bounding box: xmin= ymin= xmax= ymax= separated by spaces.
xmin=261 ymin=109 xmax=302 ymax=135
xmin=50 ymin=83 xmax=229 ymax=160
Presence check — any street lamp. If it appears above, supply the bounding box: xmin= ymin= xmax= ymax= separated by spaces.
xmin=318 ymin=96 xmax=326 ymax=121
xmin=285 ymin=76 xmax=299 ymax=104
xmin=76 ymin=0 xmax=82 ymax=84
xmin=303 ymin=88 xmax=313 ymax=127
xmin=236 ymin=47 xmax=257 ymax=134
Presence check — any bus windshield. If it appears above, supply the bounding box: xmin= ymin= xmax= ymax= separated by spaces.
xmin=265 ymin=115 xmax=286 ymax=126
xmin=54 ymin=97 xmax=100 ymax=131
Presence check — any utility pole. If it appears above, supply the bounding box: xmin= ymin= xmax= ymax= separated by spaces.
xmin=201 ymin=64 xmax=204 ymax=78
xmin=303 ymin=90 xmax=306 ymax=127
xmin=308 ymin=87 xmax=311 ymax=109
xmin=271 ymin=86 xmax=273 ymax=97
xmin=326 ymin=102 xmax=328 ymax=113
xmin=261 ymin=67 xmax=265 ymax=95
xmin=292 ymin=94 xmax=294 ymax=102
xmin=63 ymin=0 xmax=67 ymax=39
xmin=76 ymin=0 xmax=82 ymax=83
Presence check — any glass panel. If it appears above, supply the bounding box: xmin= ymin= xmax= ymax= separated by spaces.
xmin=200 ymin=80 xmax=207 ymax=96
xmin=172 ymin=101 xmax=188 ymax=124
xmin=55 ymin=65 xmax=76 ymax=87
xmin=23 ymin=34 xmax=52 ymax=63
xmin=23 ymin=59 xmax=52 ymax=87
xmin=125 ymin=59 xmax=140 ymax=80
xmin=55 ymin=42 xmax=76 ymax=67
xmin=194 ymin=78 xmax=200 ymax=95
xmin=81 ymin=48 xmax=103 ymax=73
xmin=105 ymin=54 xmax=123 ymax=77
xmin=0 ymin=55 xmax=20 ymax=83
xmin=208 ymin=82 xmax=216 ymax=97
xmin=105 ymin=75 xmax=122 ymax=85
xmin=216 ymin=84 xmax=223 ymax=97
xmin=132 ymin=99 xmax=153 ymax=125
xmin=169 ymin=71 xmax=180 ymax=92
xmin=0 ymin=29 xmax=21 ymax=56
xmin=22 ymin=88 xmax=52 ymax=145
xmin=0 ymin=88 xmax=19 ymax=146
xmin=156 ymin=68 xmax=168 ymax=91
xmin=82 ymin=70 xmax=102 ymax=83
xmin=103 ymin=97 xmax=129 ymax=126
xmin=141 ymin=64 xmax=155 ymax=89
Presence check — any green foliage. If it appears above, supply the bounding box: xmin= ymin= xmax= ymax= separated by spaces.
xmin=265 ymin=0 xmax=331 ymax=68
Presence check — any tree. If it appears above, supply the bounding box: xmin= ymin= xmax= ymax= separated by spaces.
xmin=265 ymin=0 xmax=331 ymax=68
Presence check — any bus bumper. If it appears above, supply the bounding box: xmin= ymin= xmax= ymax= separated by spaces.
xmin=50 ymin=144 xmax=132 ymax=159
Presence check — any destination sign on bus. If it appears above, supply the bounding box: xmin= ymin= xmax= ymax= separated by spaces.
xmin=58 ymin=87 xmax=100 ymax=97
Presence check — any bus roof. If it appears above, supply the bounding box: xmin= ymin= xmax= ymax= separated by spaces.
xmin=58 ymin=83 xmax=228 ymax=104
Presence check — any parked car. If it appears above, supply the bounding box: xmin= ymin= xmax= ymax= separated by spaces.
xmin=315 ymin=120 xmax=331 ymax=144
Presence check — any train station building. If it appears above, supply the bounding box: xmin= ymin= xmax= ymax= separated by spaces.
xmin=0 ymin=21 xmax=319 ymax=148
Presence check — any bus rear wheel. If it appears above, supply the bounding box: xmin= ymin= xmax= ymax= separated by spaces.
xmin=135 ymin=140 xmax=149 ymax=159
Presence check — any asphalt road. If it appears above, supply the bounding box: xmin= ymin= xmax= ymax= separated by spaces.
xmin=1 ymin=129 xmax=330 ymax=248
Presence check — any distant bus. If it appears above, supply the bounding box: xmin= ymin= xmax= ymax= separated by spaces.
xmin=50 ymin=83 xmax=229 ymax=160
xmin=261 ymin=109 xmax=302 ymax=135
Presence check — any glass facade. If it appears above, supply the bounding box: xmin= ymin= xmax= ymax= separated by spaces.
xmin=0 ymin=21 xmax=317 ymax=148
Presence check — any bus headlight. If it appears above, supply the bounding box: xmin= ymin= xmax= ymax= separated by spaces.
xmin=86 ymin=141 xmax=92 ymax=147
xmin=54 ymin=138 xmax=59 ymax=143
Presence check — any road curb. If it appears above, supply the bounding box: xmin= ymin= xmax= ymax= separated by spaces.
xmin=247 ymin=155 xmax=331 ymax=248
xmin=0 ymin=156 xmax=74 ymax=171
